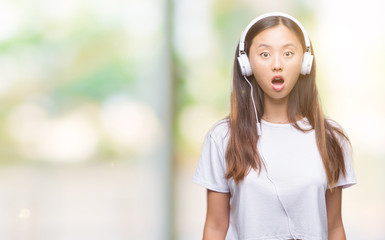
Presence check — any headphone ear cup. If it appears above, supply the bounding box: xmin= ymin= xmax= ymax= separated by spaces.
xmin=301 ymin=52 xmax=314 ymax=75
xmin=237 ymin=53 xmax=253 ymax=76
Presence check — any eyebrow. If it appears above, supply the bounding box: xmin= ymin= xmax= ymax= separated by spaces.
xmin=256 ymin=43 xmax=298 ymax=49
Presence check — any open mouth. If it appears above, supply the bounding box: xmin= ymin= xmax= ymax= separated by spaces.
xmin=271 ymin=76 xmax=285 ymax=91
xmin=272 ymin=78 xmax=284 ymax=84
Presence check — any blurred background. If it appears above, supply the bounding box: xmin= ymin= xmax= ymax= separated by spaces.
xmin=0 ymin=0 xmax=384 ymax=239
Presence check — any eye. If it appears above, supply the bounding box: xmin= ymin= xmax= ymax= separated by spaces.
xmin=260 ymin=52 xmax=270 ymax=58
xmin=284 ymin=51 xmax=294 ymax=57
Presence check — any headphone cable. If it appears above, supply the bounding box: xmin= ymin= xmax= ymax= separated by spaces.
xmin=259 ymin=137 xmax=298 ymax=240
xmin=245 ymin=76 xmax=297 ymax=239
xmin=243 ymin=76 xmax=262 ymax=136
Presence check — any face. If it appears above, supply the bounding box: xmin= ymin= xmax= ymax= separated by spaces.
xmin=248 ymin=24 xmax=304 ymax=101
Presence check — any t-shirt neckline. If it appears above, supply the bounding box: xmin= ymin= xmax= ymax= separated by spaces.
xmin=261 ymin=117 xmax=307 ymax=127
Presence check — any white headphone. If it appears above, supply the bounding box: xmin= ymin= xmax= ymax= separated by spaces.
xmin=237 ymin=12 xmax=313 ymax=76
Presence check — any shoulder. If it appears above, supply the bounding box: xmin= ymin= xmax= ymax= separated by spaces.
xmin=325 ymin=117 xmax=343 ymax=129
xmin=207 ymin=118 xmax=230 ymax=143
xmin=324 ymin=117 xmax=347 ymax=136
xmin=324 ymin=117 xmax=350 ymax=146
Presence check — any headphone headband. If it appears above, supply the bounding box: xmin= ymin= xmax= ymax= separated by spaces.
xmin=238 ymin=12 xmax=311 ymax=55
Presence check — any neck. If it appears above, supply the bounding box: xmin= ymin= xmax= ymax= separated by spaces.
xmin=262 ymin=94 xmax=290 ymax=123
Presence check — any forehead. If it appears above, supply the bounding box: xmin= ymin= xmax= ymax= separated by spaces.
xmin=251 ymin=24 xmax=303 ymax=49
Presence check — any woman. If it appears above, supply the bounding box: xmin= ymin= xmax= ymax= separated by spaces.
xmin=192 ymin=12 xmax=357 ymax=240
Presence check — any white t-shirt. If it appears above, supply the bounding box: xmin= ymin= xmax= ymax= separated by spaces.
xmin=192 ymin=117 xmax=357 ymax=240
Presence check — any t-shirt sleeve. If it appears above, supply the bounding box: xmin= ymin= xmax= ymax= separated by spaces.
xmin=329 ymin=135 xmax=358 ymax=190
xmin=192 ymin=132 xmax=230 ymax=193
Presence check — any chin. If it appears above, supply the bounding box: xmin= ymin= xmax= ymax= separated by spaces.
xmin=266 ymin=91 xmax=290 ymax=99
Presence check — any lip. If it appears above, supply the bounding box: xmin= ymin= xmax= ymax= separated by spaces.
xmin=271 ymin=75 xmax=285 ymax=91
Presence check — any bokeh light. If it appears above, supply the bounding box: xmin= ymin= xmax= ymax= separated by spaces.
xmin=0 ymin=0 xmax=383 ymax=239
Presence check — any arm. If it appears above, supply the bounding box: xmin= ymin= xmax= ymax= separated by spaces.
xmin=203 ymin=189 xmax=230 ymax=240
xmin=325 ymin=186 xmax=346 ymax=240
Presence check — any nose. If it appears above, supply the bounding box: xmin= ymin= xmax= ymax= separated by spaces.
xmin=272 ymin=54 xmax=283 ymax=72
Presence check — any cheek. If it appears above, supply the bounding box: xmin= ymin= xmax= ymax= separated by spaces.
xmin=285 ymin=56 xmax=303 ymax=76
xmin=295 ymin=55 xmax=304 ymax=70
xmin=249 ymin=57 xmax=269 ymax=75
xmin=291 ymin=59 xmax=303 ymax=75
